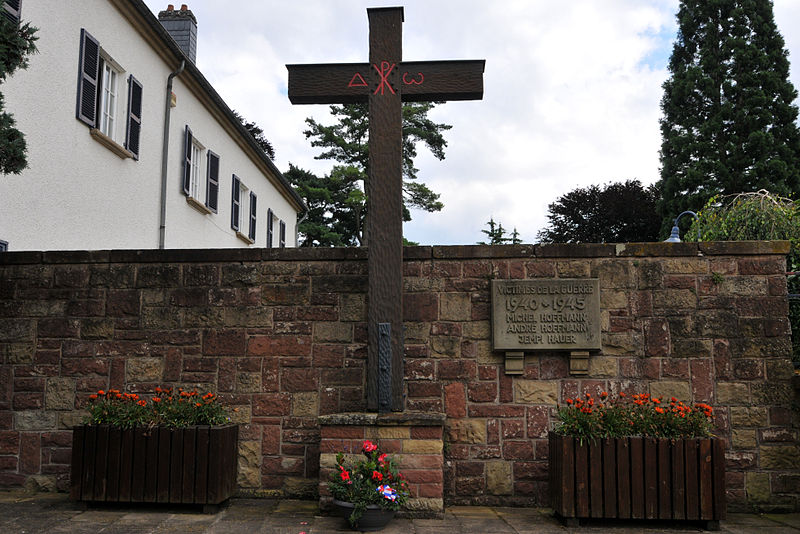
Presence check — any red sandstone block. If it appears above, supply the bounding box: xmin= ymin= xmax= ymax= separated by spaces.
xmin=470 ymin=445 xmax=502 ymax=459
xmin=378 ymin=440 xmax=402 ymax=454
xmin=397 ymin=455 xmax=443 ymax=469
xmin=738 ymin=257 xmax=785 ymax=275
xmin=508 ymin=260 xmax=525 ymax=279
xmin=0 ymin=473 xmax=26 ymax=486
xmin=431 ymin=322 xmax=461 ymax=336
xmin=417 ymin=482 xmax=444 ymax=498
xmin=404 ymin=359 xmax=434 ymax=381
xmin=499 ymin=373 xmax=513 ymax=403
xmin=407 ymin=399 xmax=443 ymax=412
xmin=320 ymin=368 xmax=361 ymax=387
xmin=40 ymin=432 xmax=71 ymax=448
xmin=19 ymin=433 xmax=40 ymax=474
xmin=321 ymin=426 xmax=365 ymax=440
xmin=525 ymin=261 xmax=556 ymax=278
xmin=438 ymin=360 xmax=477 ymax=381
xmin=13 ymin=393 xmax=43 ymax=410
xmin=502 ymin=441 xmax=534 ymax=460
xmin=662 ymin=359 xmax=689 ymax=378
xmin=410 ymin=427 xmax=442 ymax=440
xmin=248 ymin=335 xmax=311 ymax=357
xmin=0 ymin=457 xmax=17 ymax=471
xmin=447 ymin=444 xmax=469 ymax=460
xmin=403 ymin=293 xmax=438 ymax=322
xmin=262 ymin=425 xmax=281 ymax=455
xmin=467 ymin=382 xmax=497 ymax=403
xmin=408 ymin=382 xmax=442 ymax=398
xmin=252 ymin=393 xmax=291 ymax=416
xmin=468 ymin=405 xmax=525 ymax=418
xmin=282 ymin=368 xmax=318 ymax=392
xmin=456 ymin=461 xmax=484 ymax=477
xmin=526 ymin=406 xmax=549 ymax=439
xmin=313 ymin=345 xmax=344 ymax=367
xmin=0 ymin=431 xmax=19 ymax=454
xmin=644 ymin=318 xmax=669 ymax=357
xmin=443 ymin=383 xmax=466 ymax=418
xmin=49 ymin=448 xmax=72 ymax=464
xmin=478 ymin=365 xmax=497 ymax=381
xmin=471 ymin=300 xmax=490 ymax=321
xmin=501 ymin=420 xmax=524 ymax=440
xmin=13 ymin=378 xmax=44 ymax=392
xmin=514 ymin=461 xmax=548 ymax=481
xmin=404 ymin=469 xmax=443 ymax=484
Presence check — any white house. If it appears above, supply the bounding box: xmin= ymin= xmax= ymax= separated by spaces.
xmin=0 ymin=0 xmax=305 ymax=251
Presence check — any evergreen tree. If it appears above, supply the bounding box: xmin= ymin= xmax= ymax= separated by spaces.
xmin=303 ymin=102 xmax=449 ymax=243
xmin=657 ymin=0 xmax=800 ymax=234
xmin=0 ymin=15 xmax=37 ymax=174
xmin=537 ymin=180 xmax=661 ymax=243
xmin=232 ymin=110 xmax=275 ymax=160
xmin=478 ymin=217 xmax=513 ymax=245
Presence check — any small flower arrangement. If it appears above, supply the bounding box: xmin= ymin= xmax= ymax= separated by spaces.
xmin=554 ymin=391 xmax=714 ymax=443
xmin=328 ymin=440 xmax=408 ymax=527
xmin=84 ymin=386 xmax=229 ymax=429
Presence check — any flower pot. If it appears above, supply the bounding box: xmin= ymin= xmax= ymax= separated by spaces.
xmin=548 ymin=432 xmax=725 ymax=530
xmin=70 ymin=424 xmax=238 ymax=507
xmin=332 ymin=499 xmax=396 ymax=532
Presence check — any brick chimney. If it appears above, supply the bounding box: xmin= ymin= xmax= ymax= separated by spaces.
xmin=158 ymin=4 xmax=197 ymax=63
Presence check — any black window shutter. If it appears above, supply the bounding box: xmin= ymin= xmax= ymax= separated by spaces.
xmin=266 ymin=208 xmax=274 ymax=248
xmin=2 ymin=0 xmax=21 ymax=23
xmin=206 ymin=151 xmax=219 ymax=212
xmin=76 ymin=29 xmax=100 ymax=127
xmin=231 ymin=175 xmax=240 ymax=231
xmin=0 ymin=240 xmax=7 ymax=252
xmin=249 ymin=192 xmax=257 ymax=241
xmin=182 ymin=125 xmax=192 ymax=195
xmin=124 ymin=75 xmax=142 ymax=159
xmin=279 ymin=220 xmax=286 ymax=248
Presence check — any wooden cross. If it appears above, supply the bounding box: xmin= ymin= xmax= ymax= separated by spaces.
xmin=287 ymin=7 xmax=484 ymax=411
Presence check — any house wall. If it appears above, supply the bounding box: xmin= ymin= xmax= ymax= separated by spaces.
xmin=0 ymin=243 xmax=796 ymax=511
xmin=0 ymin=0 xmax=298 ymax=251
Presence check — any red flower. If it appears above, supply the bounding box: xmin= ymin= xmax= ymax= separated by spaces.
xmin=378 ymin=453 xmax=388 ymax=463
xmin=363 ymin=440 xmax=377 ymax=453
xmin=339 ymin=469 xmax=350 ymax=482
xmin=372 ymin=470 xmax=383 ymax=481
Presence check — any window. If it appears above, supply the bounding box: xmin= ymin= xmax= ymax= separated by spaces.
xmin=249 ymin=192 xmax=257 ymax=241
xmin=0 ymin=240 xmax=7 ymax=252
xmin=231 ymin=174 xmax=241 ymax=231
xmin=266 ymin=208 xmax=274 ymax=248
xmin=2 ymin=0 xmax=21 ymax=23
xmin=279 ymin=220 xmax=286 ymax=248
xmin=182 ymin=127 xmax=218 ymax=213
xmin=76 ymin=29 xmax=142 ymax=159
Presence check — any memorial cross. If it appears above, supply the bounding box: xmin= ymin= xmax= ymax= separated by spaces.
xmin=287 ymin=7 xmax=484 ymax=411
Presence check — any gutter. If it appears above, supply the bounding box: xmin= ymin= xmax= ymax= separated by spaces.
xmin=158 ymin=59 xmax=185 ymax=249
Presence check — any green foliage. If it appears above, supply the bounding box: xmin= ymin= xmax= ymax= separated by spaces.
xmin=232 ymin=110 xmax=275 ymax=160
xmin=537 ymin=180 xmax=661 ymax=243
xmin=328 ymin=440 xmax=408 ymax=528
xmin=0 ymin=16 xmax=37 ymax=174
xmin=657 ymin=0 xmax=800 ymax=234
xmin=554 ymin=392 xmax=714 ymax=444
xmin=301 ymin=102 xmax=449 ymax=244
xmin=84 ymin=387 xmax=230 ymax=429
xmin=690 ymin=190 xmax=800 ymax=364
xmin=478 ymin=217 xmax=521 ymax=245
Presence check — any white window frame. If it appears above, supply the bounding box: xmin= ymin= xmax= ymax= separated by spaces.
xmin=234 ymin=180 xmax=254 ymax=244
xmin=189 ymin=138 xmax=204 ymax=201
xmin=98 ymin=54 xmax=123 ymax=141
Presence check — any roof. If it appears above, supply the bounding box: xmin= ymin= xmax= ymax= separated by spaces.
xmin=115 ymin=0 xmax=307 ymax=213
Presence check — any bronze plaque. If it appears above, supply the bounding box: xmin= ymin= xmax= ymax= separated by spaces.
xmin=491 ymin=279 xmax=601 ymax=351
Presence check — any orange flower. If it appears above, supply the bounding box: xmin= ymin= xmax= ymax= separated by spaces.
xmin=196 ymin=402 xmax=202 ymax=407
xmin=152 ymin=397 xmax=161 ymax=403
xmin=600 ymin=391 xmax=608 ymax=398
xmin=89 ymin=394 xmax=98 ymax=400
xmin=655 ymin=407 xmax=665 ymax=414
xmin=98 ymin=390 xmax=105 ymax=396
xmin=137 ymin=400 xmax=146 ymax=406
xmin=566 ymin=399 xmax=573 ymax=405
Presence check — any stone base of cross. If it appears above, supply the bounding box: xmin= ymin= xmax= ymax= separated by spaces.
xmin=287 ymin=7 xmax=484 ymax=411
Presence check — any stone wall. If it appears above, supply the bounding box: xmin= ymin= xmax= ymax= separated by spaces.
xmin=0 ymin=242 xmax=796 ymax=510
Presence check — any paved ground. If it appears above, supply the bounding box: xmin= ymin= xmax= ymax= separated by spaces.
xmin=1 ymin=491 xmax=799 ymax=533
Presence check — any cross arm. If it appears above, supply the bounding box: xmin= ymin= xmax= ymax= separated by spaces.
xmin=398 ymin=60 xmax=485 ymax=102
xmin=287 ymin=63 xmax=370 ymax=104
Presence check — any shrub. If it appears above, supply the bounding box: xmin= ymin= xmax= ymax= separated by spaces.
xmin=84 ymin=386 xmax=230 ymax=429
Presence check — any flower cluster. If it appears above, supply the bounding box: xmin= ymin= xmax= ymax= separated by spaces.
xmin=555 ymin=391 xmax=714 ymax=443
xmin=328 ymin=440 xmax=408 ymax=527
xmin=84 ymin=386 xmax=229 ymax=429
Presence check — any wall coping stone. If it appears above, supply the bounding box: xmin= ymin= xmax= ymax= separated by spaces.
xmin=0 ymin=241 xmax=789 ymax=265
xmin=319 ymin=412 xmax=446 ymax=427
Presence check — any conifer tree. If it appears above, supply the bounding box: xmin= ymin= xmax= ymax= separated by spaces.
xmin=0 ymin=15 xmax=37 ymax=174
xmin=657 ymin=0 xmax=800 ymax=234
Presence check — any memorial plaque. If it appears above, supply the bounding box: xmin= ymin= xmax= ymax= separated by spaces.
xmin=491 ymin=279 xmax=601 ymax=351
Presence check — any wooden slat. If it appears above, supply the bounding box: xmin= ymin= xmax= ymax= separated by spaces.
xmin=574 ymin=440 xmax=589 ymax=518
xmin=224 ymin=425 xmax=239 ymax=498
xmin=589 ymin=440 xmax=603 ymax=518
xmin=699 ymin=439 xmax=713 ymax=519
xmin=630 ymin=437 xmax=644 ymax=519
xmin=207 ymin=426 xmax=223 ymax=504
xmin=133 ymin=428 xmax=149 ymax=501
xmin=80 ymin=426 xmax=97 ymax=501
xmin=671 ymin=438 xmax=686 ymax=519
xmin=144 ymin=428 xmax=159 ymax=502
xmin=106 ymin=427 xmax=122 ymax=502
xmin=616 ymin=437 xmax=631 ymax=519
xmin=69 ymin=427 xmax=85 ymax=501
xmin=602 ymin=438 xmax=617 ymax=518
xmin=181 ymin=428 xmax=196 ymax=504
xmin=658 ymin=439 xmax=671 ymax=519
xmin=548 ymin=434 xmax=558 ymax=513
xmin=93 ymin=426 xmax=109 ymax=500
xmin=118 ymin=428 xmax=134 ymax=502
xmin=685 ymin=439 xmax=699 ymax=520
xmin=169 ymin=428 xmax=184 ymax=502
xmin=195 ymin=426 xmax=210 ymax=504
xmin=644 ymin=438 xmax=658 ymax=519
xmin=712 ymin=439 xmax=726 ymax=520
xmin=562 ymin=436 xmax=575 ymax=517
xmin=156 ymin=427 xmax=171 ymax=503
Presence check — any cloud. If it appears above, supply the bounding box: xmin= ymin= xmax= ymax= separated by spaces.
xmin=144 ymin=0 xmax=800 ymax=245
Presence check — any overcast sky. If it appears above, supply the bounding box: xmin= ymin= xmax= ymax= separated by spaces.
xmin=143 ymin=1 xmax=800 ymax=245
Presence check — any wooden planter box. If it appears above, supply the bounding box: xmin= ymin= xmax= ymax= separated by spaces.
xmin=549 ymin=432 xmax=726 ymax=529
xmin=70 ymin=425 xmax=238 ymax=508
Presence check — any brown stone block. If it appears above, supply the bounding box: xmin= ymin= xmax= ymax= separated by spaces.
xmin=502 ymin=440 xmax=534 ymax=460
xmin=405 ymin=359 xmax=434 ymax=381
xmin=312 ymin=275 xmax=367 ymax=294
xmin=61 ymin=358 xmax=109 ymax=376
xmin=738 ymin=257 xmax=786 ymax=275
xmin=408 ymin=382 xmax=442 ymax=398
xmin=19 ymin=433 xmax=40 ymax=474
xmin=404 ymin=293 xmax=438 ymax=322
xmin=468 ymin=382 xmax=497 ymax=403
xmin=468 ymin=405 xmax=526 ymax=418
xmin=438 ymin=360 xmax=477 ymax=381
xmin=500 ymin=419 xmax=524 ymax=439
xmin=248 ymin=335 xmax=310 ymax=357
xmin=431 ymin=336 xmax=460 ymax=358
xmin=282 ymin=368 xmax=318 ymax=392
xmin=0 ymin=431 xmax=19 ymax=454
xmin=252 ymin=393 xmax=291 ymax=416
xmin=444 ymin=382 xmax=466 ymax=418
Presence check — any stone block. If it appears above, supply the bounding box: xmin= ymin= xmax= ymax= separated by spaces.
xmin=3 ymin=344 xmax=34 ymax=364
xmin=236 ymin=372 xmax=261 ymax=393
xmin=440 ymin=293 xmax=471 ymax=321
xmin=446 ymin=420 xmax=486 ymax=444
xmin=556 ymin=261 xmax=589 ymax=277
xmin=731 ymin=429 xmax=757 ymax=449
xmin=588 ymin=356 xmax=617 ymax=377
xmin=730 ymin=407 xmax=768 ymax=427
xmin=431 ymin=336 xmax=460 ymax=358
xmin=746 ymin=472 xmax=771 ymax=503
xmin=292 ymin=392 xmax=319 ymax=417
xmin=760 ymin=446 xmax=800 ymax=470
xmin=340 ymin=294 xmax=366 ymax=321
xmin=15 ymin=411 xmax=57 ymax=430
xmin=377 ymin=427 xmax=410 ymax=440
xmin=649 ymin=381 xmax=690 ymax=402
xmin=514 ymin=380 xmax=558 ymax=404
xmin=486 ymin=460 xmax=513 ymax=495
xmin=716 ymin=382 xmax=750 ymax=405
xmin=237 ymin=440 xmax=261 ymax=487
xmin=126 ymin=358 xmax=163 ymax=382
xmin=403 ymin=440 xmax=442 ymax=454
xmin=313 ymin=322 xmax=352 ymax=343
xmin=45 ymin=378 xmax=74 ymax=411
